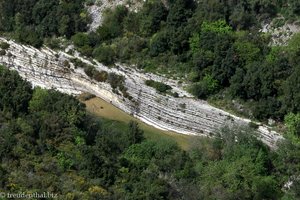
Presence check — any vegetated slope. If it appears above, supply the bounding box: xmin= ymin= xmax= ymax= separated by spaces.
xmin=70 ymin=0 xmax=300 ymax=125
xmin=0 ymin=37 xmax=283 ymax=148
xmin=1 ymin=65 xmax=300 ymax=199
xmin=1 ymin=0 xmax=299 ymax=126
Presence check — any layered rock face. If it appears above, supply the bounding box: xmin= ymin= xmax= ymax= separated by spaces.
xmin=0 ymin=37 xmax=283 ymax=148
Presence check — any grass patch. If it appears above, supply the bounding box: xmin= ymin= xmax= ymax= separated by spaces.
xmin=81 ymin=96 xmax=194 ymax=150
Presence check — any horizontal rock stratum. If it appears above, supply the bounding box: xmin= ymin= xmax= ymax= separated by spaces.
xmin=0 ymin=37 xmax=283 ymax=148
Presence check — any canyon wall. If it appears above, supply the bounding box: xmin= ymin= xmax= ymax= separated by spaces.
xmin=0 ymin=37 xmax=283 ymax=148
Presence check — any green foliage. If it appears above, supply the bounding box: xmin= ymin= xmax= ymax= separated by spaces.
xmin=281 ymin=65 xmax=300 ymax=114
xmin=189 ymin=74 xmax=219 ymax=99
xmin=149 ymin=31 xmax=169 ymax=56
xmin=189 ymin=33 xmax=201 ymax=54
xmin=2 ymin=0 xmax=300 ymax=197
xmin=71 ymin=32 xmax=90 ymax=47
xmin=71 ymin=58 xmax=109 ymax=82
xmin=274 ymin=139 xmax=300 ymax=199
xmin=190 ymin=127 xmax=280 ymax=199
xmin=127 ymin=121 xmax=144 ymax=145
xmin=138 ymin=0 xmax=167 ymax=36
xmin=44 ymin=37 xmax=61 ymax=49
xmin=0 ymin=42 xmax=10 ymax=49
xmin=285 ymin=113 xmax=300 ymax=137
xmin=96 ymin=6 xmax=128 ymax=41
xmin=84 ymin=65 xmax=108 ymax=82
xmin=106 ymin=73 xmax=130 ymax=98
xmin=166 ymin=0 xmax=195 ymax=28
xmin=145 ymin=79 xmax=172 ymax=93
xmin=201 ymin=20 xmax=233 ymax=34
xmin=57 ymin=152 xmax=74 ymax=170
xmin=233 ymin=41 xmax=261 ymax=64
xmin=0 ymin=0 xmax=299 ymax=122
xmin=93 ymin=44 xmax=116 ymax=66
xmin=0 ymin=0 xmax=88 ymax=47
xmin=0 ymin=65 xmax=33 ymax=116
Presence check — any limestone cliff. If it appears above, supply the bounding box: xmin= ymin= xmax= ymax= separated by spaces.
xmin=0 ymin=37 xmax=283 ymax=148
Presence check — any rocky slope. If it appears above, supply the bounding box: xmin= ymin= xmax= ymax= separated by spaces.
xmin=0 ymin=37 xmax=283 ymax=148
xmin=261 ymin=18 xmax=300 ymax=46
xmin=87 ymin=0 xmax=143 ymax=31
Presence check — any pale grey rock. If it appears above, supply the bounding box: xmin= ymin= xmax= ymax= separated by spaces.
xmin=261 ymin=19 xmax=300 ymax=46
xmin=0 ymin=37 xmax=283 ymax=148
xmin=87 ymin=0 xmax=143 ymax=32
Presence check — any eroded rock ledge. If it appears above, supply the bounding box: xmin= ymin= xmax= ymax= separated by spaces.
xmin=0 ymin=37 xmax=283 ymax=148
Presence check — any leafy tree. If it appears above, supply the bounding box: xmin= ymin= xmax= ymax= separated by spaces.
xmin=166 ymin=0 xmax=195 ymax=28
xmin=93 ymin=45 xmax=116 ymax=66
xmin=189 ymin=33 xmax=201 ymax=54
xmin=0 ymin=65 xmax=33 ymax=116
xmin=201 ymin=20 xmax=233 ymax=34
xmin=149 ymin=31 xmax=169 ymax=56
xmin=281 ymin=66 xmax=300 ymax=114
xmin=145 ymin=80 xmax=172 ymax=93
xmin=138 ymin=0 xmax=167 ymax=36
xmin=127 ymin=121 xmax=144 ymax=145
xmin=1 ymin=0 xmax=87 ymax=47
xmin=190 ymin=74 xmax=219 ymax=99
xmin=285 ymin=113 xmax=300 ymax=137
xmin=71 ymin=32 xmax=90 ymax=47
xmin=96 ymin=6 xmax=128 ymax=41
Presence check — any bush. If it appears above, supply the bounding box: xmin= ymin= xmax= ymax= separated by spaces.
xmin=0 ymin=42 xmax=10 ymax=50
xmin=0 ymin=50 xmax=6 ymax=56
xmin=107 ymin=73 xmax=125 ymax=89
xmin=150 ymin=31 xmax=169 ymax=57
xmin=249 ymin=122 xmax=259 ymax=129
xmin=79 ymin=93 xmax=96 ymax=101
xmin=71 ymin=33 xmax=90 ymax=47
xmin=145 ymin=80 xmax=172 ymax=93
xmin=79 ymin=45 xmax=93 ymax=57
xmin=93 ymin=45 xmax=116 ymax=66
xmin=189 ymin=74 xmax=219 ymax=99
xmin=93 ymin=71 xmax=108 ymax=82
xmin=44 ymin=37 xmax=61 ymax=49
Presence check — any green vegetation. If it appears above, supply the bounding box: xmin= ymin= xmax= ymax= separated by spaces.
xmin=1 ymin=0 xmax=300 ymax=199
xmin=64 ymin=0 xmax=300 ymax=124
xmin=71 ymin=58 xmax=131 ymax=99
xmin=0 ymin=0 xmax=300 ymax=198
xmin=71 ymin=58 xmax=108 ymax=82
xmin=145 ymin=79 xmax=172 ymax=93
xmin=107 ymin=72 xmax=131 ymax=99
xmin=0 ymin=42 xmax=9 ymax=50
xmin=1 ymin=64 xmax=300 ymax=199
xmin=0 ymin=0 xmax=89 ymax=47
xmin=1 ymin=0 xmax=299 ymax=123
xmin=189 ymin=74 xmax=219 ymax=99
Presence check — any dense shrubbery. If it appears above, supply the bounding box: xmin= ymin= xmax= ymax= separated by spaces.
xmin=0 ymin=0 xmax=89 ymax=47
xmin=0 ymin=42 xmax=9 ymax=50
xmin=71 ymin=58 xmax=109 ymax=83
xmin=145 ymin=79 xmax=172 ymax=93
